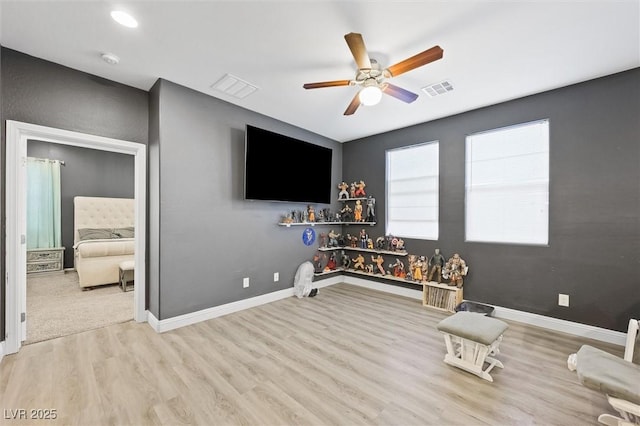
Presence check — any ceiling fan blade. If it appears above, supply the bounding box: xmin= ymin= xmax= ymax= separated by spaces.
xmin=386 ymin=45 xmax=444 ymax=77
xmin=303 ymin=80 xmax=351 ymax=89
xmin=382 ymin=83 xmax=419 ymax=103
xmin=344 ymin=92 xmax=361 ymax=115
xmin=344 ymin=32 xmax=372 ymax=70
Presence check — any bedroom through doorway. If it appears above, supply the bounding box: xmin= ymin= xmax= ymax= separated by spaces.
xmin=24 ymin=141 xmax=137 ymax=344
xmin=5 ymin=121 xmax=147 ymax=355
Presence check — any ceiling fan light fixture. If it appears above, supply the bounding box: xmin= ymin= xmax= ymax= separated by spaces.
xmin=359 ymin=84 xmax=382 ymax=106
xmin=111 ymin=10 xmax=138 ymax=28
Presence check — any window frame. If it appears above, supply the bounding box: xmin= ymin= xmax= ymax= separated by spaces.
xmin=385 ymin=140 xmax=440 ymax=241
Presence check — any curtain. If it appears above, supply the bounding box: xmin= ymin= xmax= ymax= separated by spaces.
xmin=27 ymin=157 xmax=62 ymax=249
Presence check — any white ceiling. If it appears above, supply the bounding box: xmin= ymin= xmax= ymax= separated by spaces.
xmin=1 ymin=1 xmax=638 ymax=142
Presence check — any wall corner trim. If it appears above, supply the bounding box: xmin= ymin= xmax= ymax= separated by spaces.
xmin=0 ymin=341 xmax=5 ymax=365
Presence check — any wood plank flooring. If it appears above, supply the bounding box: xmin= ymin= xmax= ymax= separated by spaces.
xmin=0 ymin=283 xmax=624 ymax=425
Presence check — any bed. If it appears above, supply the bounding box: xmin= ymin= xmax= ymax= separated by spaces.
xmin=73 ymin=196 xmax=135 ymax=288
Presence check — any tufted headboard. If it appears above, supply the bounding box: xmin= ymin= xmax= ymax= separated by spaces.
xmin=73 ymin=196 xmax=135 ymax=245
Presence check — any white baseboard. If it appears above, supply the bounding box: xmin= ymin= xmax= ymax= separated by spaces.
xmin=488 ymin=303 xmax=626 ymax=346
xmin=336 ymin=276 xmax=625 ymax=347
xmin=0 ymin=341 xmax=4 ymax=364
xmin=342 ymin=275 xmax=423 ymax=300
xmin=314 ymin=274 xmax=345 ymax=288
xmin=147 ymin=287 xmax=296 ymax=333
xmin=143 ymin=276 xmax=626 ymax=347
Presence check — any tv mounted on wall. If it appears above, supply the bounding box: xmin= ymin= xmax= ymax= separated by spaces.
xmin=244 ymin=125 xmax=333 ymax=204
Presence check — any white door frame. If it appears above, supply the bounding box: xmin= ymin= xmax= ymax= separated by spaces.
xmin=5 ymin=120 xmax=147 ymax=355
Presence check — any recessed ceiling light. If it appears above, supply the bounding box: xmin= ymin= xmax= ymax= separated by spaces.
xmin=111 ymin=10 xmax=138 ymax=28
xmin=101 ymin=53 xmax=120 ymax=65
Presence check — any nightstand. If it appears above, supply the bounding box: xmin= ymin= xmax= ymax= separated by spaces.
xmin=27 ymin=247 xmax=65 ymax=274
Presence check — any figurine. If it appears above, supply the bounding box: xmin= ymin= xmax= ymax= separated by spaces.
xmin=443 ymin=253 xmax=468 ymax=288
xmin=365 ymin=264 xmax=374 ymax=274
xmin=349 ymin=234 xmax=358 ymax=248
xmin=427 ymin=248 xmax=445 ymax=283
xmin=375 ymin=236 xmax=386 ymax=251
xmin=322 ymin=208 xmax=331 ymax=222
xmin=354 ymin=200 xmax=363 ymax=222
xmin=371 ymin=254 xmax=385 ymax=274
xmin=318 ymin=232 xmax=327 ymax=248
xmin=406 ymin=254 xmax=417 ymax=281
xmin=340 ymin=204 xmax=353 ymax=222
xmin=420 ymin=256 xmax=429 ymax=282
xmin=328 ymin=229 xmax=340 ymax=247
xmin=282 ymin=213 xmax=294 ymax=224
xmin=366 ymin=238 xmax=374 ymax=249
xmin=352 ymin=253 xmax=365 ymax=270
xmin=349 ymin=182 xmax=357 ymax=198
xmin=365 ymin=196 xmax=376 ymax=222
xmin=413 ymin=256 xmax=424 ymax=282
xmin=307 ymin=205 xmax=315 ymax=222
xmin=359 ymin=229 xmax=368 ymax=249
xmin=338 ymin=181 xmax=349 ymax=200
xmin=340 ymin=250 xmax=351 ymax=269
xmin=389 ymin=236 xmax=399 ymax=251
xmin=324 ymin=252 xmax=337 ymax=271
xmin=312 ymin=252 xmax=327 ymax=274
xmin=396 ymin=238 xmax=405 ymax=252
xmin=354 ymin=180 xmax=366 ymax=197
xmin=389 ymin=259 xmax=406 ymax=278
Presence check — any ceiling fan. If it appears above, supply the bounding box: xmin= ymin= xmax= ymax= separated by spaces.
xmin=303 ymin=32 xmax=444 ymax=115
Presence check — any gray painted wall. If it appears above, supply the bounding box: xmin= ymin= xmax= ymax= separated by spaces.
xmin=149 ymin=79 xmax=343 ymax=320
xmin=0 ymin=47 xmax=149 ymax=340
xmin=342 ymin=68 xmax=640 ymax=332
xmin=26 ymin=141 xmax=135 ymax=268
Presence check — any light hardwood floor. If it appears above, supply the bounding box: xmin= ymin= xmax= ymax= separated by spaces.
xmin=0 ymin=283 xmax=623 ymax=425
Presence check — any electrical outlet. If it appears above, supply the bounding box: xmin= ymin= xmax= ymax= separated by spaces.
xmin=273 ymin=272 xmax=279 ymax=282
xmin=243 ymin=277 xmax=250 ymax=288
xmin=558 ymin=293 xmax=569 ymax=307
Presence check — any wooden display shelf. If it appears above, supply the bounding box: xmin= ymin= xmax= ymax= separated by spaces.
xmin=278 ymin=221 xmax=376 ymax=227
xmin=337 ymin=197 xmax=367 ymax=201
xmin=317 ymin=246 xmax=408 ymax=256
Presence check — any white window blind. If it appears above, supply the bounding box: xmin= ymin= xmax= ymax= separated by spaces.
xmin=386 ymin=142 xmax=439 ymax=240
xmin=465 ymin=119 xmax=549 ymax=245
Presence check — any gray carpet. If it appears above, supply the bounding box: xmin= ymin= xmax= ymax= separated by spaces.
xmin=26 ymin=271 xmax=133 ymax=344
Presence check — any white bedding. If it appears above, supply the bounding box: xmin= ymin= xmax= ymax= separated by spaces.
xmin=74 ymin=238 xmax=135 ymax=258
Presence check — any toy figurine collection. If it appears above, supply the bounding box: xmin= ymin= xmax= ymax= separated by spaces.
xmin=280 ymin=180 xmax=376 ymax=224
xmin=282 ymin=179 xmax=469 ymax=287
xmin=314 ymin=233 xmax=468 ymax=288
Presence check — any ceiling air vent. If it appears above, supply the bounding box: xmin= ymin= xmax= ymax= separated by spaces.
xmin=211 ymin=74 xmax=258 ymax=99
xmin=421 ymin=80 xmax=454 ymax=97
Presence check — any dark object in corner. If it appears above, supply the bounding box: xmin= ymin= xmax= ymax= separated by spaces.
xmin=309 ymin=288 xmax=319 ymax=298
xmin=455 ymin=301 xmax=495 ymax=316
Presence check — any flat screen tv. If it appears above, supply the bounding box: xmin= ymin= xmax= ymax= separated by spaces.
xmin=244 ymin=125 xmax=333 ymax=204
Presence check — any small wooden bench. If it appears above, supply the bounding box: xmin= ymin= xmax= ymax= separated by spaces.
xmin=436 ymin=311 xmax=509 ymax=382
xmin=118 ymin=260 xmax=135 ymax=292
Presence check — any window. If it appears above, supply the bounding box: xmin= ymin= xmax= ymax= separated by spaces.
xmin=386 ymin=142 xmax=439 ymax=240
xmin=465 ymin=119 xmax=549 ymax=245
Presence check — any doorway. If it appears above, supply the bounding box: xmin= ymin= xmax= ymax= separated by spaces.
xmin=5 ymin=121 xmax=147 ymax=355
